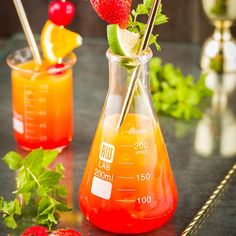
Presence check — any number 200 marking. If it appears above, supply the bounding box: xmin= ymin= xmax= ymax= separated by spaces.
xmin=134 ymin=141 xmax=148 ymax=150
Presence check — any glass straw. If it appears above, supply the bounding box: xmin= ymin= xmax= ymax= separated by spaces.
xmin=13 ymin=0 xmax=42 ymax=65
xmin=116 ymin=0 xmax=162 ymax=129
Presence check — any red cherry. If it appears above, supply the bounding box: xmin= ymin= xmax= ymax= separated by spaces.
xmin=48 ymin=0 xmax=75 ymax=26
xmin=47 ymin=63 xmax=66 ymax=75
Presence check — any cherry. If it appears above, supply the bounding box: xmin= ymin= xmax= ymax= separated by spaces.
xmin=48 ymin=0 xmax=75 ymax=26
xmin=47 ymin=63 xmax=66 ymax=75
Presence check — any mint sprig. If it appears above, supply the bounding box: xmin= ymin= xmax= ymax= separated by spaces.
xmin=0 ymin=149 xmax=71 ymax=230
xmin=128 ymin=0 xmax=168 ymax=51
xmin=150 ymin=57 xmax=212 ymax=120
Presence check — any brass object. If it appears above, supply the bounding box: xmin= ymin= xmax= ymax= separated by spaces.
xmin=181 ymin=163 xmax=236 ymax=235
xmin=201 ymin=0 xmax=236 ymax=73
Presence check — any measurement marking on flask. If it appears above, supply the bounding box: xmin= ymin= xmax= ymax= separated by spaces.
xmin=117 ymin=176 xmax=135 ymax=179
xmin=25 ymin=123 xmax=37 ymax=127
xmin=25 ymin=135 xmax=38 ymax=140
xmin=115 ymin=199 xmax=136 ymax=203
xmin=24 ymin=117 xmax=35 ymax=121
xmin=118 ymin=162 xmax=135 ymax=165
xmin=25 ymin=129 xmax=35 ymax=134
xmin=116 ymin=188 xmax=135 ymax=192
xmin=25 ymin=110 xmax=37 ymax=115
xmin=120 ymin=144 xmax=133 ymax=147
xmin=24 ymin=104 xmax=34 ymax=108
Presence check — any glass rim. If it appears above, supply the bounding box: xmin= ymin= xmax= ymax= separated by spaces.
xmin=6 ymin=47 xmax=77 ymax=75
xmin=106 ymin=47 xmax=153 ymax=64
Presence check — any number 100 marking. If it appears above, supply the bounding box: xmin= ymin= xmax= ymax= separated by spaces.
xmin=137 ymin=196 xmax=152 ymax=204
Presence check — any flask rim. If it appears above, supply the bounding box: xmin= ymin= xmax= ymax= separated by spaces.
xmin=106 ymin=48 xmax=153 ymax=65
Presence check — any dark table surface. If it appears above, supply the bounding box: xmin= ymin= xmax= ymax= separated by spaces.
xmin=0 ymin=34 xmax=236 ymax=236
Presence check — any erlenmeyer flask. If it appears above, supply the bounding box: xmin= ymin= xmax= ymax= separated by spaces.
xmin=79 ymin=48 xmax=178 ymax=234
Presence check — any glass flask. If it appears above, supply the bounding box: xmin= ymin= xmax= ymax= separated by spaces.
xmin=79 ymin=48 xmax=178 ymax=234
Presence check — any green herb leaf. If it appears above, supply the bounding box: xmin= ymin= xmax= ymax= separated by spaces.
xmin=150 ymin=57 xmax=212 ymax=120
xmin=38 ymin=171 xmax=62 ymax=187
xmin=3 ymin=152 xmax=23 ymax=170
xmin=42 ymin=150 xmax=59 ymax=167
xmin=0 ymin=149 xmax=71 ymax=230
xmin=128 ymin=0 xmax=168 ymax=50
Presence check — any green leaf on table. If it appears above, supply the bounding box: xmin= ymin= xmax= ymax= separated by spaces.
xmin=3 ymin=151 xmax=23 ymax=170
xmin=55 ymin=163 xmax=65 ymax=175
xmin=42 ymin=150 xmax=59 ymax=167
xmin=55 ymin=185 xmax=67 ymax=197
xmin=16 ymin=181 xmax=36 ymax=194
xmin=25 ymin=149 xmax=44 ymax=175
xmin=150 ymin=57 xmax=212 ymax=120
xmin=0 ymin=149 xmax=71 ymax=230
xmin=38 ymin=171 xmax=62 ymax=187
xmin=0 ymin=199 xmax=21 ymax=229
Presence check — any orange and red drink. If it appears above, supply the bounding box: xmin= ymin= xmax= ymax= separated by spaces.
xmin=79 ymin=114 xmax=178 ymax=234
xmin=7 ymin=47 xmax=76 ymax=150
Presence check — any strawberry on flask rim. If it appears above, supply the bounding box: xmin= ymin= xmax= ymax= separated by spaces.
xmin=90 ymin=0 xmax=132 ymax=28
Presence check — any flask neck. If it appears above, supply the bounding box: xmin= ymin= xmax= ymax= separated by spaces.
xmin=106 ymin=48 xmax=153 ymax=93
xmin=104 ymin=49 xmax=156 ymax=121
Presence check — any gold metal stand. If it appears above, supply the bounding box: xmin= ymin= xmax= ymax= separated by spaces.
xmin=201 ymin=0 xmax=236 ymax=73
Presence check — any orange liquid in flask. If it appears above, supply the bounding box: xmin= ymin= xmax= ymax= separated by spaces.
xmin=79 ymin=114 xmax=178 ymax=234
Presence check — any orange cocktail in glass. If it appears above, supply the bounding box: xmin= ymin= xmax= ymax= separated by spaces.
xmin=7 ymin=47 xmax=76 ymax=150
xmin=79 ymin=114 xmax=178 ymax=234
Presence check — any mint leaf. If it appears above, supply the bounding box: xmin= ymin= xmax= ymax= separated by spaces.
xmin=4 ymin=215 xmax=17 ymax=229
xmin=55 ymin=163 xmax=64 ymax=175
xmin=0 ymin=149 xmax=71 ymax=230
xmin=38 ymin=171 xmax=62 ymax=187
xmin=3 ymin=152 xmax=23 ymax=170
xmin=42 ymin=150 xmax=59 ymax=167
xmin=25 ymin=149 xmax=44 ymax=175
xmin=16 ymin=181 xmax=36 ymax=194
xmin=0 ymin=199 xmax=21 ymax=229
xmin=128 ymin=1 xmax=168 ymax=51
xmin=150 ymin=57 xmax=212 ymax=120
xmin=55 ymin=185 xmax=67 ymax=197
xmin=0 ymin=197 xmax=3 ymax=210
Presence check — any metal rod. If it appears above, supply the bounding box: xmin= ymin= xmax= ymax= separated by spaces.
xmin=181 ymin=163 xmax=236 ymax=236
xmin=116 ymin=0 xmax=161 ymax=129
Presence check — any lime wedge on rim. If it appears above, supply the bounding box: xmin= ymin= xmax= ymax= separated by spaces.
xmin=107 ymin=24 xmax=140 ymax=57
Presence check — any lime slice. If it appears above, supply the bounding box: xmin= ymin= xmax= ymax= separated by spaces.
xmin=107 ymin=24 xmax=140 ymax=57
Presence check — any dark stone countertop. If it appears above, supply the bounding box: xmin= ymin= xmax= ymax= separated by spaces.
xmin=0 ymin=35 xmax=235 ymax=236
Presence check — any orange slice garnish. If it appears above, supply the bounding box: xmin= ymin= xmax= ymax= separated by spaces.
xmin=41 ymin=20 xmax=82 ymax=64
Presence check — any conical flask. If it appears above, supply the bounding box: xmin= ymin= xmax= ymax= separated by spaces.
xmin=79 ymin=48 xmax=178 ymax=234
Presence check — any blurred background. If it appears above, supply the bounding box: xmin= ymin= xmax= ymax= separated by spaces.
xmin=0 ymin=0 xmax=235 ymax=43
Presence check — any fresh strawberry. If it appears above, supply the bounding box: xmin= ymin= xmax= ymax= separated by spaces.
xmin=50 ymin=229 xmax=81 ymax=236
xmin=90 ymin=0 xmax=132 ymax=28
xmin=21 ymin=225 xmax=48 ymax=236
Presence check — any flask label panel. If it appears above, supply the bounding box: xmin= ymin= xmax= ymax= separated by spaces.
xmin=91 ymin=176 xmax=112 ymax=200
xmin=13 ymin=116 xmax=24 ymax=134
xmin=99 ymin=142 xmax=115 ymax=164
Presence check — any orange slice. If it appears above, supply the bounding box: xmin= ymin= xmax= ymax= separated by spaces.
xmin=41 ymin=20 xmax=82 ymax=63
